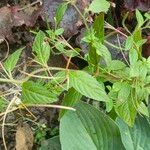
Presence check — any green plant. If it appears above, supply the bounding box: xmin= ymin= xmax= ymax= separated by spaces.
xmin=0 ymin=0 xmax=150 ymax=149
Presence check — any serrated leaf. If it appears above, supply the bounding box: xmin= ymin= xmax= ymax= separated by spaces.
xmin=116 ymin=115 xmax=150 ymax=150
xmin=4 ymin=47 xmax=24 ymax=73
xmin=94 ymin=42 xmax=112 ymax=65
xmin=33 ymin=30 xmax=51 ymax=65
xmin=60 ymin=102 xmax=125 ymax=150
xmin=69 ymin=70 xmax=108 ymax=101
xmin=22 ymin=81 xmax=57 ymax=104
xmin=107 ymin=60 xmax=126 ymax=71
xmin=118 ymin=83 xmax=131 ymax=103
xmin=88 ymin=0 xmax=110 ymax=13
xmin=115 ymin=97 xmax=137 ymax=127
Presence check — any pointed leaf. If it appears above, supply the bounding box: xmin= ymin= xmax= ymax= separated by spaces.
xmin=60 ymin=102 xmax=125 ymax=150
xmin=33 ymin=30 xmax=51 ymax=65
xmin=22 ymin=81 xmax=57 ymax=104
xmin=69 ymin=70 xmax=108 ymax=101
xmin=116 ymin=115 xmax=150 ymax=150
xmin=4 ymin=47 xmax=24 ymax=73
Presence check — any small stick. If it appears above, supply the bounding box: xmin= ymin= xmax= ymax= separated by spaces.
xmin=17 ymin=0 xmax=42 ymax=11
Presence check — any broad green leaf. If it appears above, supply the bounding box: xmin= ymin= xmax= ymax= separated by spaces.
xmin=55 ymin=2 xmax=68 ymax=26
xmin=94 ymin=42 xmax=112 ymax=66
xmin=107 ymin=60 xmax=126 ymax=71
xmin=40 ymin=136 xmax=61 ymax=150
xmin=59 ymin=88 xmax=82 ymax=119
xmin=115 ymin=96 xmax=137 ymax=127
xmin=69 ymin=70 xmax=108 ymax=101
xmin=33 ymin=30 xmax=51 ymax=65
xmin=116 ymin=115 xmax=150 ymax=150
xmin=130 ymin=61 xmax=148 ymax=79
xmin=88 ymin=0 xmax=110 ymax=13
xmin=60 ymin=102 xmax=125 ymax=150
xmin=4 ymin=47 xmax=24 ymax=73
xmin=22 ymin=81 xmax=57 ymax=104
xmin=136 ymin=9 xmax=144 ymax=28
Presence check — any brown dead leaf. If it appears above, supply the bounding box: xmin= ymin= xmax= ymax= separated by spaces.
xmin=0 ymin=5 xmax=41 ymax=42
xmin=15 ymin=122 xmax=34 ymax=150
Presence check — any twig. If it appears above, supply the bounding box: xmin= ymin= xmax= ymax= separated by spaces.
xmin=26 ymin=104 xmax=76 ymax=111
xmin=17 ymin=0 xmax=42 ymax=11
xmin=2 ymin=95 xmax=18 ymax=150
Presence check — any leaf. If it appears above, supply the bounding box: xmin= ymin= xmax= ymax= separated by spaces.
xmin=55 ymin=2 xmax=68 ymax=26
xmin=0 ymin=97 xmax=8 ymax=112
xmin=138 ymin=102 xmax=149 ymax=117
xmin=40 ymin=136 xmax=61 ymax=150
xmin=116 ymin=115 xmax=150 ymax=150
xmin=88 ymin=0 xmax=110 ymax=13
xmin=115 ymin=96 xmax=137 ymax=127
xmin=94 ymin=42 xmax=112 ymax=66
xmin=4 ymin=47 xmax=24 ymax=73
xmin=118 ymin=83 xmax=131 ymax=103
xmin=55 ymin=28 xmax=64 ymax=36
xmin=69 ymin=70 xmax=108 ymax=101
xmin=93 ymin=13 xmax=104 ymax=42
xmin=144 ymin=12 xmax=150 ymax=19
xmin=107 ymin=60 xmax=126 ymax=71
xmin=129 ymin=48 xmax=138 ymax=65
xmin=60 ymin=102 xmax=125 ymax=150
xmin=32 ymin=30 xmax=51 ymax=65
xmin=59 ymin=88 xmax=82 ymax=119
xmin=22 ymin=81 xmax=57 ymax=104
xmin=136 ymin=9 xmax=144 ymax=28
xmin=125 ymin=36 xmax=133 ymax=51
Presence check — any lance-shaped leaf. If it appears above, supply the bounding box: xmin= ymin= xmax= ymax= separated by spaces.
xmin=4 ymin=47 xmax=24 ymax=73
xmin=32 ymin=30 xmax=51 ymax=65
